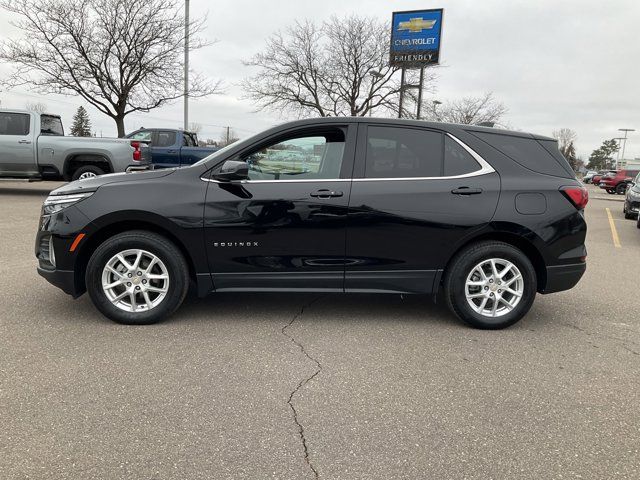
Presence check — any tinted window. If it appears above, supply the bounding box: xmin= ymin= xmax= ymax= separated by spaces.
xmin=183 ymin=133 xmax=197 ymax=147
xmin=365 ymin=126 xmax=442 ymax=178
xmin=41 ymin=115 xmax=64 ymax=136
xmin=243 ymin=130 xmax=345 ymax=181
xmin=155 ymin=131 xmax=176 ymax=147
xmin=474 ymin=132 xmax=573 ymax=178
xmin=444 ymin=136 xmax=480 ymax=176
xmin=0 ymin=113 xmax=30 ymax=136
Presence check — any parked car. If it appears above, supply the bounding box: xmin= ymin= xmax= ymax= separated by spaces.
xmin=0 ymin=110 xmax=150 ymax=180
xmin=591 ymin=170 xmax=615 ymax=187
xmin=599 ymin=169 xmax=640 ymax=194
xmin=126 ymin=128 xmax=219 ymax=169
xmin=623 ymin=173 xmax=640 ymax=219
xmin=36 ymin=118 xmax=587 ymax=329
xmin=583 ymin=170 xmax=598 ymax=183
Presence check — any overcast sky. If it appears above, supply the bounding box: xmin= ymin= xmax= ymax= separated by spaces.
xmin=0 ymin=0 xmax=638 ymax=160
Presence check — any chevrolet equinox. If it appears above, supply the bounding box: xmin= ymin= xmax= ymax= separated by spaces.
xmin=36 ymin=118 xmax=588 ymax=329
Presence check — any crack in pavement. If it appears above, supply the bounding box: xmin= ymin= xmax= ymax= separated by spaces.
xmin=282 ymin=296 xmax=324 ymax=479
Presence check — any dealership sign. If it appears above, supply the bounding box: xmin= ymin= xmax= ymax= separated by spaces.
xmin=390 ymin=9 xmax=443 ymax=67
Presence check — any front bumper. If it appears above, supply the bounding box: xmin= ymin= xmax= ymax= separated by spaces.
xmin=541 ymin=263 xmax=586 ymax=294
xmin=37 ymin=266 xmax=80 ymax=297
xmin=625 ymin=198 xmax=640 ymax=214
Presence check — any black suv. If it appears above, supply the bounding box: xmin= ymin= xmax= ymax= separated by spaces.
xmin=36 ymin=118 xmax=587 ymax=329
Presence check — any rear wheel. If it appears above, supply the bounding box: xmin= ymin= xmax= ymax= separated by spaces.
xmin=444 ymin=241 xmax=537 ymax=329
xmin=616 ymin=183 xmax=628 ymax=195
xmin=86 ymin=231 xmax=189 ymax=325
xmin=72 ymin=165 xmax=105 ymax=181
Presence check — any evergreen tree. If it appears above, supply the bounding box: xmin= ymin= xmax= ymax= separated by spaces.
xmin=70 ymin=106 xmax=92 ymax=137
xmin=587 ymin=139 xmax=619 ymax=170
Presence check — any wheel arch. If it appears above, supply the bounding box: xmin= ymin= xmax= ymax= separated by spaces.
xmin=63 ymin=154 xmax=113 ymax=180
xmin=443 ymin=229 xmax=547 ymax=293
xmin=73 ymin=216 xmax=199 ymax=295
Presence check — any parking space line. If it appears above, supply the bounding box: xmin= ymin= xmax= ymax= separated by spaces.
xmin=606 ymin=208 xmax=622 ymax=248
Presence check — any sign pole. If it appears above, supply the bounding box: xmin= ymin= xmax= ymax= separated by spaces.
xmin=416 ymin=67 xmax=425 ymax=120
xmin=398 ymin=67 xmax=406 ymax=119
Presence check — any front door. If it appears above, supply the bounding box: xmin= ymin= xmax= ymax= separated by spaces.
xmin=345 ymin=124 xmax=500 ymax=293
xmin=203 ymin=124 xmax=356 ymax=291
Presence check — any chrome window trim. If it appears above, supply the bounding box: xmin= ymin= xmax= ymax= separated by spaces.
xmin=201 ymin=132 xmax=494 ymax=184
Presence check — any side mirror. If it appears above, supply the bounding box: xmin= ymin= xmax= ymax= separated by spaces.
xmin=214 ymin=160 xmax=249 ymax=181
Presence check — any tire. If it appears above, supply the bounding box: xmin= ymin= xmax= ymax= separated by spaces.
xmin=624 ymin=203 xmax=635 ymax=220
xmin=606 ymin=189 xmax=615 ymax=194
xmin=616 ymin=183 xmax=628 ymax=195
xmin=637 ymin=216 xmax=640 ymax=229
xmin=86 ymin=230 xmax=189 ymax=325
xmin=72 ymin=165 xmax=105 ymax=181
xmin=444 ymin=241 xmax=537 ymax=329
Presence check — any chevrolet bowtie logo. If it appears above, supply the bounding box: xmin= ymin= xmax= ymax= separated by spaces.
xmin=398 ymin=17 xmax=437 ymax=33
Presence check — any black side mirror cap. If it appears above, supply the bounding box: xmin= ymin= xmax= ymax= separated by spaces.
xmin=214 ymin=160 xmax=249 ymax=181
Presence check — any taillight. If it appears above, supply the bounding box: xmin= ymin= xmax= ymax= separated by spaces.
xmin=560 ymin=185 xmax=588 ymax=210
xmin=130 ymin=141 xmax=142 ymax=161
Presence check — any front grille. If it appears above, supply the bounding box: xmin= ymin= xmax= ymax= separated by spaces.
xmin=37 ymin=235 xmax=54 ymax=269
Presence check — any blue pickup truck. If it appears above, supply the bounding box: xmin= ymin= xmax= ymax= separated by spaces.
xmin=126 ymin=128 xmax=219 ymax=168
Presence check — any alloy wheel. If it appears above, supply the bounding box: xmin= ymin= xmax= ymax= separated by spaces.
xmin=465 ymin=258 xmax=524 ymax=318
xmin=78 ymin=171 xmax=97 ymax=180
xmin=101 ymin=249 xmax=170 ymax=312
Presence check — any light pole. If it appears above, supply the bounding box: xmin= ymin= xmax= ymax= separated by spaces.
xmin=184 ymin=0 xmax=190 ymax=130
xmin=432 ymin=100 xmax=442 ymax=122
xmin=618 ymin=128 xmax=635 ymax=168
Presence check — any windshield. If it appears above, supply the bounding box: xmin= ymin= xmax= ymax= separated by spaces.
xmin=191 ymin=130 xmax=264 ymax=167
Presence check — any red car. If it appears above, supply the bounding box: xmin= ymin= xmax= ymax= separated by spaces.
xmin=599 ymin=169 xmax=640 ymax=194
xmin=591 ymin=170 xmax=614 ymax=187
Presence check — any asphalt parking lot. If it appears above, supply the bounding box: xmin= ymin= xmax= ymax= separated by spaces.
xmin=1 ymin=181 xmax=639 ymax=479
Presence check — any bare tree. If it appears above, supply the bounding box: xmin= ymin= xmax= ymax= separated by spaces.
xmin=242 ymin=15 xmax=436 ymax=118
xmin=0 ymin=0 xmax=220 ymax=137
xmin=422 ymin=93 xmax=507 ymax=125
xmin=552 ymin=128 xmax=577 ymax=157
xmin=188 ymin=122 xmax=202 ymax=135
xmin=25 ymin=101 xmax=48 ymax=113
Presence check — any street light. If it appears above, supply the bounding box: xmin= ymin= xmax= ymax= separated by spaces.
xmin=618 ymin=128 xmax=635 ymax=168
xmin=367 ymin=69 xmax=385 ymax=116
xmin=432 ymin=100 xmax=442 ymax=122
xmin=184 ymin=0 xmax=190 ymax=130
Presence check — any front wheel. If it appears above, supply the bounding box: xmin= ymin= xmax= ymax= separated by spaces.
xmin=86 ymin=231 xmax=189 ymax=325
xmin=444 ymin=241 xmax=537 ymax=329
xmin=606 ymin=189 xmax=615 ymax=194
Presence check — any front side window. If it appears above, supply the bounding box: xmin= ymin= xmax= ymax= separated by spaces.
xmin=365 ymin=126 xmax=442 ymax=178
xmin=0 ymin=113 xmax=30 ymax=136
xmin=40 ymin=115 xmax=64 ymax=136
xmin=155 ymin=131 xmax=176 ymax=148
xmin=243 ymin=131 xmax=345 ymax=181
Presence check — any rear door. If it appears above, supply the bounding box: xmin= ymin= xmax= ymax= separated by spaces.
xmin=345 ymin=124 xmax=500 ymax=293
xmin=0 ymin=112 xmax=36 ymax=175
xmin=150 ymin=130 xmax=180 ymax=168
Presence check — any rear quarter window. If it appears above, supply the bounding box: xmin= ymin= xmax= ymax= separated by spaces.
xmin=472 ymin=131 xmax=574 ymax=178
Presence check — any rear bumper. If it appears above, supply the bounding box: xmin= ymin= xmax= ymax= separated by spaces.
xmin=37 ymin=267 xmax=81 ymax=298
xmin=541 ymin=263 xmax=586 ymax=294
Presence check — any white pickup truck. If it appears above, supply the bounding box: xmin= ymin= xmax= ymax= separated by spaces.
xmin=0 ymin=110 xmax=151 ymax=181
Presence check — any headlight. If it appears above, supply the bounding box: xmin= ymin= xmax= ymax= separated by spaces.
xmin=43 ymin=192 xmax=94 ymax=215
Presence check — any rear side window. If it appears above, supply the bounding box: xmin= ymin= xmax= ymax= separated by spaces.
xmin=40 ymin=115 xmax=64 ymax=136
xmin=155 ymin=131 xmax=176 ymax=147
xmin=444 ymin=136 xmax=481 ymax=176
xmin=473 ymin=132 xmax=573 ymax=178
xmin=365 ymin=126 xmax=442 ymax=178
xmin=0 ymin=113 xmax=30 ymax=136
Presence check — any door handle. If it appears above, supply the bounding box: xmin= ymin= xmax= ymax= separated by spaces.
xmin=167 ymin=149 xmax=178 ymax=154
xmin=451 ymin=187 xmax=483 ymax=195
xmin=310 ymin=189 xmax=343 ymax=198
xmin=18 ymin=140 xmax=32 ymax=144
